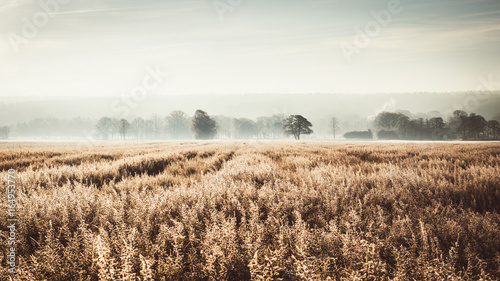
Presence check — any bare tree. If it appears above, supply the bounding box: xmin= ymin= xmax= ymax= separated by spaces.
xmin=255 ymin=114 xmax=285 ymax=139
xmin=150 ymin=115 xmax=164 ymax=139
xmin=110 ymin=118 xmax=119 ymax=140
xmin=270 ymin=113 xmax=285 ymax=139
xmin=144 ymin=120 xmax=155 ymax=139
xmin=165 ymin=111 xmax=190 ymax=139
xmin=95 ymin=117 xmax=113 ymax=140
xmin=330 ymin=117 xmax=339 ymax=139
xmin=118 ymin=119 xmax=130 ymax=140
xmin=0 ymin=126 xmax=10 ymax=139
xmin=214 ymin=115 xmax=232 ymax=139
xmin=130 ymin=117 xmax=145 ymax=140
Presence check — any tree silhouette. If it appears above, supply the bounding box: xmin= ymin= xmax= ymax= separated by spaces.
xmin=344 ymin=130 xmax=373 ymax=139
xmin=449 ymin=110 xmax=468 ymax=139
xmin=330 ymin=117 xmax=339 ymax=139
xmin=446 ymin=111 xmax=491 ymax=140
xmin=0 ymin=126 xmax=10 ymax=139
xmin=271 ymin=114 xmax=285 ymax=139
xmin=428 ymin=117 xmax=445 ymax=140
xmin=375 ymin=112 xmax=406 ymax=131
xmin=233 ymin=118 xmax=258 ymax=139
xmin=110 ymin=118 xmax=119 ymax=140
xmin=283 ymin=115 xmax=313 ymax=140
xmin=144 ymin=119 xmax=155 ymax=139
xmin=165 ymin=111 xmax=190 ymax=139
xmin=487 ymin=120 xmax=500 ymax=140
xmin=95 ymin=117 xmax=113 ymax=140
xmin=395 ymin=115 xmax=410 ymax=139
xmin=213 ymin=115 xmax=232 ymax=139
xmin=255 ymin=114 xmax=285 ymax=139
xmin=190 ymin=110 xmax=217 ymax=140
xmin=150 ymin=115 xmax=164 ymax=139
xmin=374 ymin=112 xmax=409 ymax=139
xmin=118 ymin=119 xmax=130 ymax=140
xmin=428 ymin=117 xmax=445 ymax=130
xmin=468 ymin=113 xmax=487 ymax=139
xmin=130 ymin=118 xmax=146 ymax=140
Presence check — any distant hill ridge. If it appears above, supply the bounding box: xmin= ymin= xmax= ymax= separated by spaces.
xmin=1 ymin=92 xmax=499 ymax=125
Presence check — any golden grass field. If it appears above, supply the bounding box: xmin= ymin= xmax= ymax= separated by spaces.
xmin=0 ymin=141 xmax=499 ymax=280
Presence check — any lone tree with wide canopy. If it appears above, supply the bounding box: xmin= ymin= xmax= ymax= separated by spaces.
xmin=190 ymin=110 xmax=218 ymax=140
xmin=283 ymin=115 xmax=313 ymax=140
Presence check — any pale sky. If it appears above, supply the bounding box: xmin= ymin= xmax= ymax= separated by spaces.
xmin=1 ymin=0 xmax=500 ymax=96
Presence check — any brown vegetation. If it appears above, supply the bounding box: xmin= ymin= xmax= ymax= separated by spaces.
xmin=0 ymin=141 xmax=499 ymax=280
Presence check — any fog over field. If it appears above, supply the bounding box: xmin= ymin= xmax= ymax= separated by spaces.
xmin=2 ymin=0 xmax=500 ymax=140
xmin=1 ymin=92 xmax=500 ymax=123
xmin=1 ymin=0 xmax=500 ymax=140
xmin=2 ymin=92 xmax=500 ymax=141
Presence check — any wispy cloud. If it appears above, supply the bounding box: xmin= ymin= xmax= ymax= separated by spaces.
xmin=123 ymin=42 xmax=193 ymax=53
xmin=2 ymin=0 xmax=500 ymax=95
xmin=47 ymin=7 xmax=144 ymax=16
xmin=0 ymin=0 xmax=29 ymax=13
xmin=368 ymin=22 xmax=500 ymax=53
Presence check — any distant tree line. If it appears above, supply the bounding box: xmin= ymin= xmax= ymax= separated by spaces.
xmin=1 ymin=109 xmax=499 ymax=141
xmin=91 ymin=110 xmax=313 ymax=141
xmin=344 ymin=130 xmax=373 ymax=140
xmin=0 ymin=126 xmax=10 ymax=140
xmin=1 ymin=117 xmax=95 ymax=139
xmin=344 ymin=110 xmax=500 ymax=140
